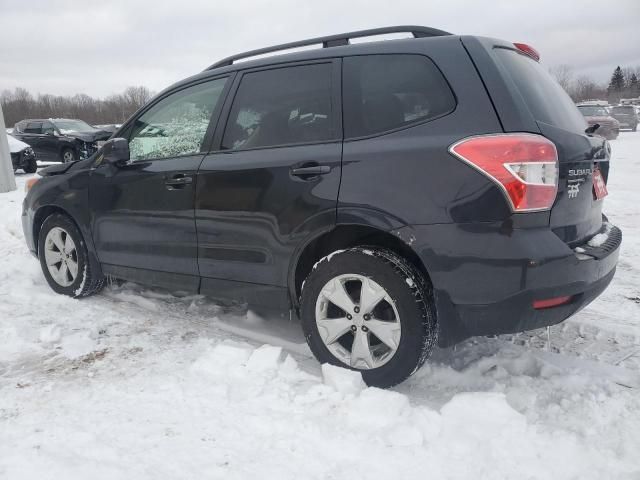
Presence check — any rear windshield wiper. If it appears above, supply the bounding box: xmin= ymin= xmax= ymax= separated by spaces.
xmin=585 ymin=123 xmax=600 ymax=135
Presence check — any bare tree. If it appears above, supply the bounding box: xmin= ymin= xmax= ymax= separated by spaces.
xmin=0 ymin=86 xmax=154 ymax=127
xmin=549 ymin=64 xmax=574 ymax=94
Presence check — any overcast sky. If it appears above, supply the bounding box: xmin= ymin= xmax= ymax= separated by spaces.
xmin=1 ymin=0 xmax=638 ymax=98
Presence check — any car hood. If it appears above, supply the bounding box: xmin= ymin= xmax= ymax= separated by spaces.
xmin=7 ymin=134 xmax=30 ymax=153
xmin=62 ymin=130 xmax=112 ymax=142
xmin=39 ymin=157 xmax=93 ymax=176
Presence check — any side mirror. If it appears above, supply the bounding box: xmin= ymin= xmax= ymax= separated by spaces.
xmin=101 ymin=137 xmax=130 ymax=166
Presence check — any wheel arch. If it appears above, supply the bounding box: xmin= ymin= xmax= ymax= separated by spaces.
xmin=289 ymin=223 xmax=432 ymax=308
xmin=32 ymin=204 xmax=104 ymax=279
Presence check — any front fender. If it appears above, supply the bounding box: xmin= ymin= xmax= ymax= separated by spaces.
xmin=24 ymin=167 xmax=102 ymax=278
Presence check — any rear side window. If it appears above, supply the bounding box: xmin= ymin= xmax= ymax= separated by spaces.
xmin=222 ymin=63 xmax=334 ymax=150
xmin=343 ymin=54 xmax=455 ymax=138
xmin=494 ymin=48 xmax=586 ymax=133
xmin=24 ymin=122 xmax=43 ymax=134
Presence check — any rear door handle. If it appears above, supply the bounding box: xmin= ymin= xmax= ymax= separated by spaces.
xmin=164 ymin=173 xmax=193 ymax=189
xmin=290 ymin=165 xmax=331 ymax=177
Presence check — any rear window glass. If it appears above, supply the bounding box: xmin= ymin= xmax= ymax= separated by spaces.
xmin=494 ymin=48 xmax=587 ymax=133
xmin=578 ymin=106 xmax=609 ymax=116
xmin=611 ymin=106 xmax=635 ymax=114
xmin=343 ymin=54 xmax=455 ymax=138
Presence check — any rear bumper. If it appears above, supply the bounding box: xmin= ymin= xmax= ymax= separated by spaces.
xmin=397 ymin=221 xmax=621 ymax=347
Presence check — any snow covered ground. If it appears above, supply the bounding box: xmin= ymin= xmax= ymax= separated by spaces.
xmin=1 ymin=134 xmax=639 ymax=479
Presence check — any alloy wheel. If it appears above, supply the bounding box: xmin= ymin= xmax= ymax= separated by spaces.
xmin=44 ymin=227 xmax=78 ymax=287
xmin=314 ymin=274 xmax=401 ymax=370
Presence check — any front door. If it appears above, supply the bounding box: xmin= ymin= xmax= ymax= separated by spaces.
xmin=41 ymin=121 xmax=61 ymax=160
xmin=89 ymin=77 xmax=230 ymax=291
xmin=196 ymin=61 xmax=342 ymax=305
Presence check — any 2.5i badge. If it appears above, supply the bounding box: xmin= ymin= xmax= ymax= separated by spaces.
xmin=592 ymin=167 xmax=608 ymax=200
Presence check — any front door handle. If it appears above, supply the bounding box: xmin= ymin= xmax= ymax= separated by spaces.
xmin=290 ymin=165 xmax=331 ymax=177
xmin=165 ymin=174 xmax=193 ymax=189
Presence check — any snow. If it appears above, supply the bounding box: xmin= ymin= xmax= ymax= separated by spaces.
xmin=1 ymin=133 xmax=640 ymax=478
xmin=588 ymin=222 xmax=613 ymax=247
xmin=6 ymin=134 xmax=29 ymax=153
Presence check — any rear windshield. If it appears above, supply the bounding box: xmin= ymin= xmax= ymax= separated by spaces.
xmin=578 ymin=106 xmax=609 ymax=116
xmin=494 ymin=48 xmax=587 ymax=134
xmin=611 ymin=106 xmax=635 ymax=114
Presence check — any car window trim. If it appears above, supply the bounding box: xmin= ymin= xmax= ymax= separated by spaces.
xmin=341 ymin=53 xmax=458 ymax=142
xmin=119 ymin=74 xmax=233 ymax=164
xmin=209 ymin=58 xmax=342 ymax=153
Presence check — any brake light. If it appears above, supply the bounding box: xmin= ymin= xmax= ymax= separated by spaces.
xmin=449 ymin=134 xmax=558 ymax=212
xmin=514 ymin=43 xmax=540 ymax=62
xmin=533 ymin=295 xmax=572 ymax=309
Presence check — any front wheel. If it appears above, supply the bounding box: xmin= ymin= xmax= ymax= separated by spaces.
xmin=38 ymin=213 xmax=105 ymax=297
xmin=23 ymin=157 xmax=37 ymax=173
xmin=300 ymin=247 xmax=437 ymax=388
xmin=61 ymin=148 xmax=76 ymax=163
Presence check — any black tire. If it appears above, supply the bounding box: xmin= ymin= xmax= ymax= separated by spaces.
xmin=300 ymin=247 xmax=437 ymax=388
xmin=38 ymin=213 xmax=105 ymax=298
xmin=23 ymin=158 xmax=37 ymax=174
xmin=633 ymin=124 xmax=637 ymax=132
xmin=60 ymin=148 xmax=76 ymax=163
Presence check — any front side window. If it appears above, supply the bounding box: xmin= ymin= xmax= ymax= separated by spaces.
xmin=129 ymin=78 xmax=227 ymax=161
xmin=221 ymin=63 xmax=334 ymax=150
xmin=42 ymin=121 xmax=55 ymax=135
xmin=343 ymin=54 xmax=455 ymax=138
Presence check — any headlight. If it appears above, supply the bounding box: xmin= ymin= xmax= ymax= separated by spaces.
xmin=25 ymin=175 xmax=41 ymax=193
xmin=25 ymin=147 xmax=34 ymax=155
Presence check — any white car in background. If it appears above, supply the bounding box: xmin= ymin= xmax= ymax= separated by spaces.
xmin=7 ymin=134 xmax=38 ymax=173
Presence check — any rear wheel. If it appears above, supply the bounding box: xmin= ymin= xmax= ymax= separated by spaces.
xmin=38 ymin=213 xmax=105 ymax=297
xmin=632 ymin=123 xmax=637 ymax=132
xmin=300 ymin=247 xmax=437 ymax=388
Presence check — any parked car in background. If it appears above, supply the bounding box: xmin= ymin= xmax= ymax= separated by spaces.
xmin=609 ymin=105 xmax=638 ymax=131
xmin=576 ymin=105 xmax=619 ymax=139
xmin=7 ymin=134 xmax=38 ymax=173
xmin=12 ymin=119 xmax=112 ymax=163
xmin=93 ymin=124 xmax=122 ymax=134
xmin=22 ymin=26 xmax=621 ymax=388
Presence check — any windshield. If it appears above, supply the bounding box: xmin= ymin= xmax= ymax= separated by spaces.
xmin=611 ymin=106 xmax=634 ymax=114
xmin=53 ymin=119 xmax=97 ymax=133
xmin=577 ymin=106 xmax=609 ymax=116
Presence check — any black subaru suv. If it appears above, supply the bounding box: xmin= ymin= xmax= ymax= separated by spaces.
xmin=22 ymin=26 xmax=621 ymax=387
xmin=12 ymin=118 xmax=112 ymax=163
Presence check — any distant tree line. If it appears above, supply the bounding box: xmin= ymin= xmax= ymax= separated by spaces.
xmin=1 ymin=86 xmax=153 ymax=128
xmin=550 ymin=65 xmax=640 ymax=104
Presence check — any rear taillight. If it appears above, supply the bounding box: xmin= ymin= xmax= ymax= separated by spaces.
xmin=449 ymin=134 xmax=558 ymax=212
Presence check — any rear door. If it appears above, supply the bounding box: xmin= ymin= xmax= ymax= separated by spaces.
xmin=19 ymin=122 xmax=47 ymax=158
xmin=466 ymin=39 xmax=609 ymax=244
xmin=89 ymin=77 xmax=230 ymax=291
xmin=196 ymin=60 xmax=342 ymax=301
